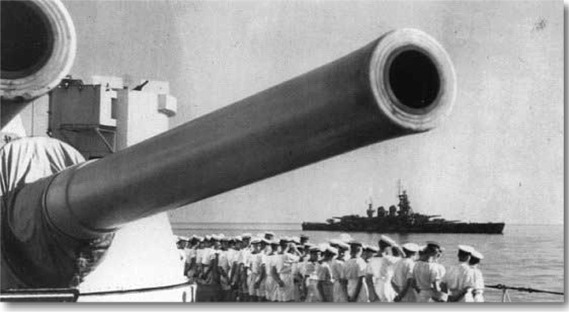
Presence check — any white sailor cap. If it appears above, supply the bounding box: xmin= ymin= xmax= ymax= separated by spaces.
xmin=309 ymin=245 xmax=323 ymax=252
xmin=318 ymin=243 xmax=330 ymax=251
xmin=196 ymin=236 xmax=205 ymax=242
xmin=363 ymin=245 xmax=379 ymax=253
xmin=269 ymin=239 xmax=280 ymax=245
xmin=205 ymin=235 xmax=212 ymax=240
xmin=291 ymin=236 xmax=301 ymax=244
xmin=178 ymin=236 xmax=189 ymax=241
xmin=242 ymin=233 xmax=252 ymax=238
xmin=304 ymin=243 xmax=316 ymax=249
xmin=419 ymin=245 xmax=427 ymax=252
xmin=379 ymin=235 xmax=396 ymax=246
xmin=458 ymin=245 xmax=474 ymax=254
xmin=325 ymin=246 xmax=339 ymax=255
xmin=260 ymin=238 xmax=270 ymax=244
xmin=336 ymin=241 xmax=350 ymax=251
xmin=211 ymin=234 xmax=221 ymax=241
xmin=426 ymin=241 xmax=444 ymax=252
xmin=250 ymin=237 xmax=262 ymax=244
xmin=470 ymin=250 xmax=484 ymax=260
xmin=329 ymin=239 xmax=342 ymax=246
xmin=402 ymin=243 xmax=420 ymax=253
xmin=234 ymin=235 xmax=243 ymax=241
xmin=220 ymin=236 xmax=229 ymax=242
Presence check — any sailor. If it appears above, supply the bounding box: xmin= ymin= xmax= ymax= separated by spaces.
xmin=469 ymin=250 xmax=485 ymax=302
xmin=217 ymin=236 xmax=233 ymax=301
xmin=264 ymin=239 xmax=280 ymax=302
xmin=413 ymin=241 xmax=447 ymax=302
xmin=442 ymin=245 xmax=476 ymax=302
xmin=274 ymin=239 xmax=301 ymax=302
xmin=236 ymin=233 xmax=252 ymax=301
xmin=194 ymin=236 xmax=206 ymax=279
xmin=290 ymin=237 xmax=305 ymax=302
xmin=246 ymin=237 xmax=262 ymax=301
xmin=304 ymin=245 xmax=323 ymax=302
xmin=329 ymin=239 xmax=349 ymax=302
xmin=196 ymin=234 xmax=222 ymax=301
xmin=344 ymin=241 xmax=369 ymax=302
xmin=228 ymin=236 xmax=243 ymax=300
xmin=254 ymin=238 xmax=270 ymax=302
xmin=200 ymin=235 xmax=214 ymax=280
xmin=363 ymin=245 xmax=379 ymax=302
xmin=316 ymin=246 xmax=336 ymax=302
xmin=366 ymin=235 xmax=401 ymax=302
xmin=392 ymin=242 xmax=420 ymax=302
xmin=185 ymin=237 xmax=199 ymax=280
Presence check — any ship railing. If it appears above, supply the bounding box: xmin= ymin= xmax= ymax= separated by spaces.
xmin=0 ymin=281 xmax=197 ymax=302
xmin=485 ymin=284 xmax=564 ymax=302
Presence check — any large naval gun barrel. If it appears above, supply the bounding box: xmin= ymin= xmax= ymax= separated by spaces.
xmin=45 ymin=28 xmax=456 ymax=240
xmin=1 ymin=4 xmax=456 ymax=288
xmin=0 ymin=0 xmax=76 ymax=127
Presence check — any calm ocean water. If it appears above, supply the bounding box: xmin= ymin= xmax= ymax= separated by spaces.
xmin=172 ymin=223 xmax=564 ymax=303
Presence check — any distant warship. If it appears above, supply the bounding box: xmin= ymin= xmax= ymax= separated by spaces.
xmin=302 ymin=185 xmax=505 ymax=234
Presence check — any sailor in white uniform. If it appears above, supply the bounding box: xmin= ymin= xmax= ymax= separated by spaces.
xmin=442 ymin=245 xmax=476 ymax=302
xmin=254 ymin=238 xmax=270 ymax=301
xmin=246 ymin=237 xmax=262 ymax=301
xmin=329 ymin=239 xmax=349 ymax=302
xmin=391 ymin=242 xmax=420 ymax=302
xmin=274 ymin=240 xmax=301 ymax=302
xmin=264 ymin=239 xmax=280 ymax=301
xmin=366 ymin=235 xmax=401 ymax=302
xmin=316 ymin=246 xmax=336 ymax=302
xmin=304 ymin=245 xmax=323 ymax=302
xmin=469 ymin=250 xmax=485 ymax=302
xmin=413 ymin=242 xmax=447 ymax=302
xmin=343 ymin=241 xmax=369 ymax=302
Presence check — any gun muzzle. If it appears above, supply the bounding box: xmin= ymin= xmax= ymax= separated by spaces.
xmin=43 ymin=28 xmax=456 ymax=239
xmin=1 ymin=0 xmax=76 ymax=127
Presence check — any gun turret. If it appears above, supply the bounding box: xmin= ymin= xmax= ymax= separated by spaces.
xmin=1 ymin=0 xmax=456 ymax=291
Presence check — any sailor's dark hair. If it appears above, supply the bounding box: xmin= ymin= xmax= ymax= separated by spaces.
xmin=469 ymin=256 xmax=480 ymax=266
xmin=378 ymin=240 xmax=391 ymax=250
xmin=458 ymin=249 xmax=471 ymax=258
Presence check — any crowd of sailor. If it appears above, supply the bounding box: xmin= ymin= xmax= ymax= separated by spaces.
xmin=175 ymin=232 xmax=485 ymax=303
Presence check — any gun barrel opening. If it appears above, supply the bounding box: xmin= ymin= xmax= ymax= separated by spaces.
xmin=387 ymin=49 xmax=440 ymax=110
xmin=1 ymin=0 xmax=76 ymax=128
xmin=1 ymin=1 xmax=54 ymax=80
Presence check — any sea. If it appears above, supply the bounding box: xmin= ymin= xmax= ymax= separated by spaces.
xmin=172 ymin=223 xmax=564 ymax=303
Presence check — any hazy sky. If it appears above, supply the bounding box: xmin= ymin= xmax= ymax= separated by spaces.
xmin=63 ymin=0 xmax=563 ymax=225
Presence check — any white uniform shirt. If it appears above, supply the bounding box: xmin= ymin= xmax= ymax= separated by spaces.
xmin=330 ymin=259 xmax=345 ymax=282
xmin=443 ymin=262 xmax=475 ymax=293
xmin=218 ymin=249 xmax=231 ymax=272
xmin=366 ymin=256 xmax=399 ymax=282
xmin=201 ymin=247 xmax=215 ymax=265
xmin=344 ymin=257 xmax=369 ymax=302
xmin=276 ymin=253 xmax=299 ymax=275
xmin=472 ymin=267 xmax=485 ymax=302
xmin=392 ymin=257 xmax=415 ymax=290
xmin=413 ymin=261 xmax=446 ymax=291
xmin=196 ymin=249 xmax=204 ymax=265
